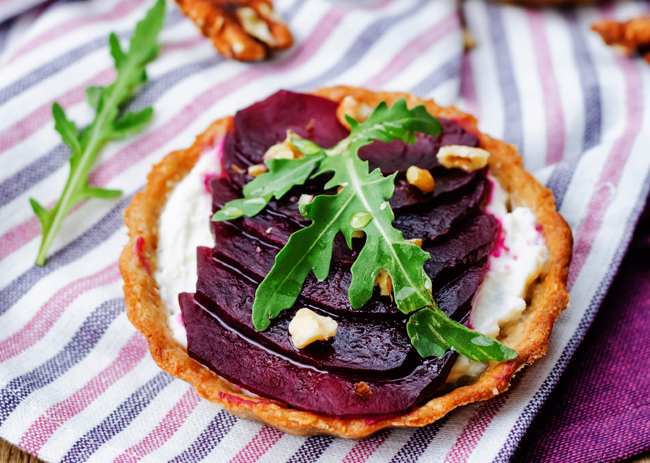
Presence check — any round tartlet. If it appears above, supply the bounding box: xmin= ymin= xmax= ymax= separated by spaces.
xmin=119 ymin=86 xmax=572 ymax=439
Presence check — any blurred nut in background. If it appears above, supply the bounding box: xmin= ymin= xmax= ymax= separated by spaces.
xmin=176 ymin=0 xmax=293 ymax=61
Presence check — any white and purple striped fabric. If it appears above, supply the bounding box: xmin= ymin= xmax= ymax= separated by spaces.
xmin=1 ymin=0 xmax=649 ymax=461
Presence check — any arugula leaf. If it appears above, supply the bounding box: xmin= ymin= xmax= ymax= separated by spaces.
xmin=213 ymin=154 xmax=326 ymax=221
xmin=407 ymin=308 xmax=518 ymax=361
xmin=252 ymin=138 xmax=435 ymax=330
xmin=347 ymin=99 xmax=442 ymax=144
xmin=31 ymin=0 xmax=166 ymax=266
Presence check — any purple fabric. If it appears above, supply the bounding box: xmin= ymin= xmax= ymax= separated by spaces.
xmin=514 ymin=194 xmax=650 ymax=463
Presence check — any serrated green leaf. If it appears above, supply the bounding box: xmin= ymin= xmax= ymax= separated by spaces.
xmin=52 ymin=103 xmax=81 ymax=159
xmin=86 ymin=86 xmax=104 ymax=109
xmin=252 ymin=139 xmax=435 ymax=330
xmin=109 ymin=33 xmax=126 ymax=69
xmin=213 ymin=154 xmax=326 ymax=222
xmin=33 ymin=0 xmax=165 ymax=266
xmin=350 ymin=99 xmax=442 ymax=145
xmin=112 ymin=107 xmax=153 ymax=137
xmin=407 ymin=308 xmax=519 ymax=362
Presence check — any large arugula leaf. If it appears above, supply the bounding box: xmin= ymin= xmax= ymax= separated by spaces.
xmin=31 ymin=0 xmax=165 ymax=266
xmin=252 ymin=139 xmax=436 ymax=330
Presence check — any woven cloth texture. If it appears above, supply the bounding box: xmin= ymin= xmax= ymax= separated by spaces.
xmin=0 ymin=0 xmax=649 ymax=462
xmin=514 ymin=195 xmax=650 ymax=463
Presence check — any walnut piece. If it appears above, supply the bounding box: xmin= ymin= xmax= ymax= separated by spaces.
xmin=263 ymin=130 xmax=304 ymax=160
xmin=592 ymin=17 xmax=650 ymax=64
xmin=175 ymin=0 xmax=293 ymax=61
xmin=288 ymin=308 xmax=338 ymax=349
xmin=437 ymin=145 xmax=490 ymax=173
xmin=406 ymin=165 xmax=435 ymax=193
xmin=354 ymin=382 xmax=373 ymax=400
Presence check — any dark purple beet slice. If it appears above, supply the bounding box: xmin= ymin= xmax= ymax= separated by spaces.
xmin=181 ymin=293 xmax=456 ymax=417
xmin=358 ymin=119 xmax=479 ymax=174
xmin=393 ymin=177 xmax=490 ymax=242
xmin=434 ymin=260 xmax=489 ymax=322
xmin=234 ymin=90 xmax=349 ymax=164
xmin=423 ymin=214 xmax=499 ymax=287
xmin=195 ymin=248 xmax=415 ymax=376
xmin=390 ymin=170 xmax=479 ymax=212
xmin=210 ymin=223 xmax=401 ymax=318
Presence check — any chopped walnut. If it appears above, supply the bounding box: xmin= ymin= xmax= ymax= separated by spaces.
xmin=437 ymin=145 xmax=490 ymax=172
xmin=247 ymin=163 xmax=267 ymax=177
xmin=263 ymin=130 xmax=304 ymax=160
xmin=374 ymin=269 xmax=393 ymax=300
xmin=336 ymin=95 xmax=375 ymax=130
xmin=354 ymin=382 xmax=373 ymax=400
xmin=406 ymin=166 xmax=435 ymax=193
xmin=592 ymin=17 xmax=650 ymax=64
xmin=175 ymin=0 xmax=293 ymax=61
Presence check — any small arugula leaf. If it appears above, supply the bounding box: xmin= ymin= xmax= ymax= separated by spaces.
xmin=30 ymin=198 xmax=54 ymax=232
xmin=52 ymin=103 xmax=81 ymax=160
xmin=213 ymin=153 xmax=326 ymax=222
xmin=86 ymin=86 xmax=104 ymax=109
xmin=109 ymin=33 xmax=126 ymax=69
xmin=349 ymin=98 xmax=442 ymax=145
xmin=80 ymin=186 xmax=123 ymax=200
xmin=31 ymin=0 xmax=165 ymax=266
xmin=407 ymin=308 xmax=519 ymax=362
xmin=112 ymin=107 xmax=154 ymax=138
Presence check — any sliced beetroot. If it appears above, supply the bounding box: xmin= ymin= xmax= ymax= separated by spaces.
xmin=423 ymin=214 xmax=499 ymax=286
xmin=433 ymin=260 xmax=489 ymax=322
xmin=393 ymin=177 xmax=490 ymax=242
xmin=390 ymin=170 xmax=479 ymax=213
xmin=234 ymin=90 xmax=349 ymax=164
xmin=210 ymin=226 xmax=400 ymax=318
xmin=195 ymin=248 xmax=415 ymax=376
xmin=181 ymin=293 xmax=456 ymax=417
xmin=358 ymin=119 xmax=479 ymax=174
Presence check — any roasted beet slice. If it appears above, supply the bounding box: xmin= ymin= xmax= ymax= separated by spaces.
xmin=423 ymin=214 xmax=499 ymax=287
xmin=210 ymin=224 xmax=401 ymax=318
xmin=181 ymin=293 xmax=456 ymax=417
xmin=390 ymin=170 xmax=479 ymax=212
xmin=233 ymin=90 xmax=349 ymax=164
xmin=434 ymin=260 xmax=489 ymax=322
xmin=358 ymin=119 xmax=479 ymax=174
xmin=195 ymin=248 xmax=416 ymax=376
xmin=393 ymin=177 xmax=490 ymax=242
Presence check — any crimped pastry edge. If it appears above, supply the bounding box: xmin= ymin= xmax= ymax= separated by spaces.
xmin=119 ymin=86 xmax=572 ymax=439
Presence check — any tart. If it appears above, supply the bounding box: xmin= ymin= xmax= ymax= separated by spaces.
xmin=119 ymin=87 xmax=572 ymax=439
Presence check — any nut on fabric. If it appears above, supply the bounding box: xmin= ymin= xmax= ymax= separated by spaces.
xmin=175 ymin=0 xmax=293 ymax=61
xmin=592 ymin=17 xmax=650 ymax=64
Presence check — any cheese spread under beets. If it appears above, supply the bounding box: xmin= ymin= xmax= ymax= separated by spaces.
xmin=179 ymin=90 xmax=499 ymax=418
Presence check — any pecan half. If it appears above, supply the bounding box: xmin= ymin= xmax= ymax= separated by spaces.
xmin=592 ymin=17 xmax=650 ymax=64
xmin=176 ymin=0 xmax=293 ymax=61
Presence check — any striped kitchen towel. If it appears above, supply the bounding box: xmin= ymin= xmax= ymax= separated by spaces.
xmin=0 ymin=0 xmax=649 ymax=461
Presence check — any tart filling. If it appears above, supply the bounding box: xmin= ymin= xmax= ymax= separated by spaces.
xmin=155 ymin=90 xmax=547 ymax=417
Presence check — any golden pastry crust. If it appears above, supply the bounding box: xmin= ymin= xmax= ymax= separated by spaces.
xmin=120 ymin=86 xmax=572 ymax=439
